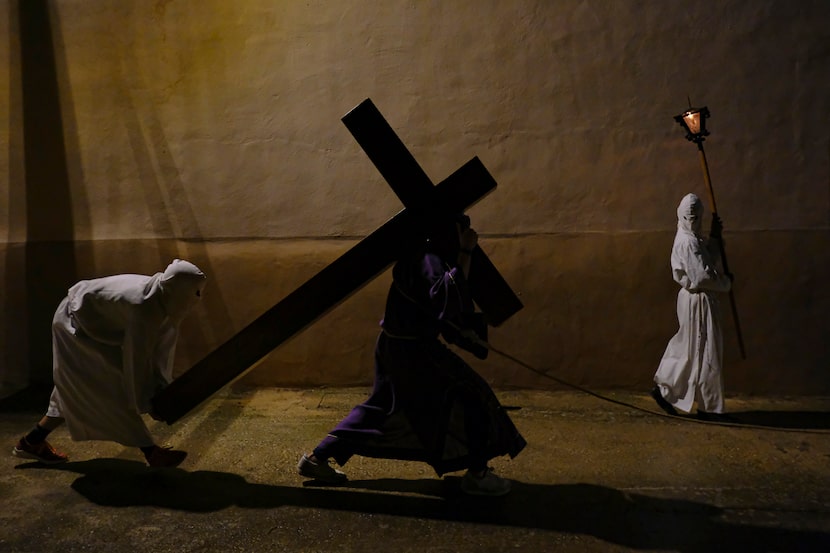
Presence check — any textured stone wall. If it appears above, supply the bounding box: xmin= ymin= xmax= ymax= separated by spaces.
xmin=1 ymin=0 xmax=828 ymax=397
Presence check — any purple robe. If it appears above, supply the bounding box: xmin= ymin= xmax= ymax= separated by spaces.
xmin=314 ymin=250 xmax=526 ymax=476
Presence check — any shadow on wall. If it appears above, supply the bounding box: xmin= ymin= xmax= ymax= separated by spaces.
xmin=4 ymin=0 xmax=81 ymax=390
xmin=4 ymin=1 xmax=238 ymax=403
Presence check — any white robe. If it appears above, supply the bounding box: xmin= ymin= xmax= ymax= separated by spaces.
xmin=654 ymin=195 xmax=731 ymax=414
xmin=46 ymin=260 xmax=205 ymax=447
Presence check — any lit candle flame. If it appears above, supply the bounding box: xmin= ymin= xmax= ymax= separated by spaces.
xmin=684 ymin=112 xmax=701 ymax=135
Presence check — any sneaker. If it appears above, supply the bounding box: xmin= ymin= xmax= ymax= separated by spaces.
xmin=144 ymin=445 xmax=187 ymax=468
xmin=460 ymin=467 xmax=511 ymax=497
xmin=650 ymin=386 xmax=678 ymax=416
xmin=12 ymin=437 xmax=68 ymax=464
xmin=297 ymin=453 xmax=347 ymax=484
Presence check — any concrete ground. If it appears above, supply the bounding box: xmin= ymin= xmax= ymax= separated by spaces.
xmin=1 ymin=385 xmax=829 ymax=553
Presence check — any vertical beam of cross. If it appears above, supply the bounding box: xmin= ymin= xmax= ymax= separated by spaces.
xmin=152 ymin=99 xmax=522 ymax=424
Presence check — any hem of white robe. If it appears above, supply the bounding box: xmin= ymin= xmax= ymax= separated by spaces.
xmin=655 ymin=383 xmax=725 ymax=414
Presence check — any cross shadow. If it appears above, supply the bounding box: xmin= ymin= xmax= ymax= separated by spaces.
xmin=16 ymin=460 xmax=830 ymax=552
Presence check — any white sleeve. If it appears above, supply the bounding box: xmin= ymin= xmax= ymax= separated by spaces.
xmin=154 ymin=322 xmax=179 ymax=385
xmin=672 ymin=240 xmax=731 ymax=293
xmin=121 ymin=310 xmax=165 ymax=414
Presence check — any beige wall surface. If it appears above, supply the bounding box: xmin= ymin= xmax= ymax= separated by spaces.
xmin=1 ymin=1 xmax=828 ymax=397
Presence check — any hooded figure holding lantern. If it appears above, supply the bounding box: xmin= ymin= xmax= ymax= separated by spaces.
xmin=652 ymin=194 xmax=733 ymax=420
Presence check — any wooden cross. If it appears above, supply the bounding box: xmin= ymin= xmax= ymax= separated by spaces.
xmin=152 ymin=99 xmax=523 ymax=424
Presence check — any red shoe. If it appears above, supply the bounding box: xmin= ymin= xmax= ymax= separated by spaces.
xmin=144 ymin=445 xmax=187 ymax=468
xmin=13 ymin=437 xmax=69 ymax=464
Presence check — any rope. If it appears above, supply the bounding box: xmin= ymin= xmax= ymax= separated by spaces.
xmin=485 ymin=343 xmax=830 ymax=435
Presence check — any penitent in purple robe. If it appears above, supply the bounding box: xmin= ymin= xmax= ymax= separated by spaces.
xmin=313 ymin=250 xmax=526 ymax=476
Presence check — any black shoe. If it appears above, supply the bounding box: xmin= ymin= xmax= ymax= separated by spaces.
xmin=650 ymin=386 xmax=678 ymax=416
xmin=297 ymin=454 xmax=347 ymax=484
xmin=697 ymin=411 xmax=737 ymax=423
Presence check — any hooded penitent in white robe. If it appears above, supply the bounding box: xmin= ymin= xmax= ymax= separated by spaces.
xmin=653 ymin=194 xmax=732 ymax=414
xmin=46 ymin=259 xmax=206 ymax=447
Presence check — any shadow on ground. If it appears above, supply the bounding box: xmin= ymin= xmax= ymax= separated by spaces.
xmin=666 ymin=410 xmax=830 ymax=432
xmin=728 ymin=410 xmax=830 ymax=430
xmin=16 ymin=459 xmax=830 ymax=552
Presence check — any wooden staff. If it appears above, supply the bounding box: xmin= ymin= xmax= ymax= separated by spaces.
xmin=694 ymin=139 xmax=747 ymax=359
